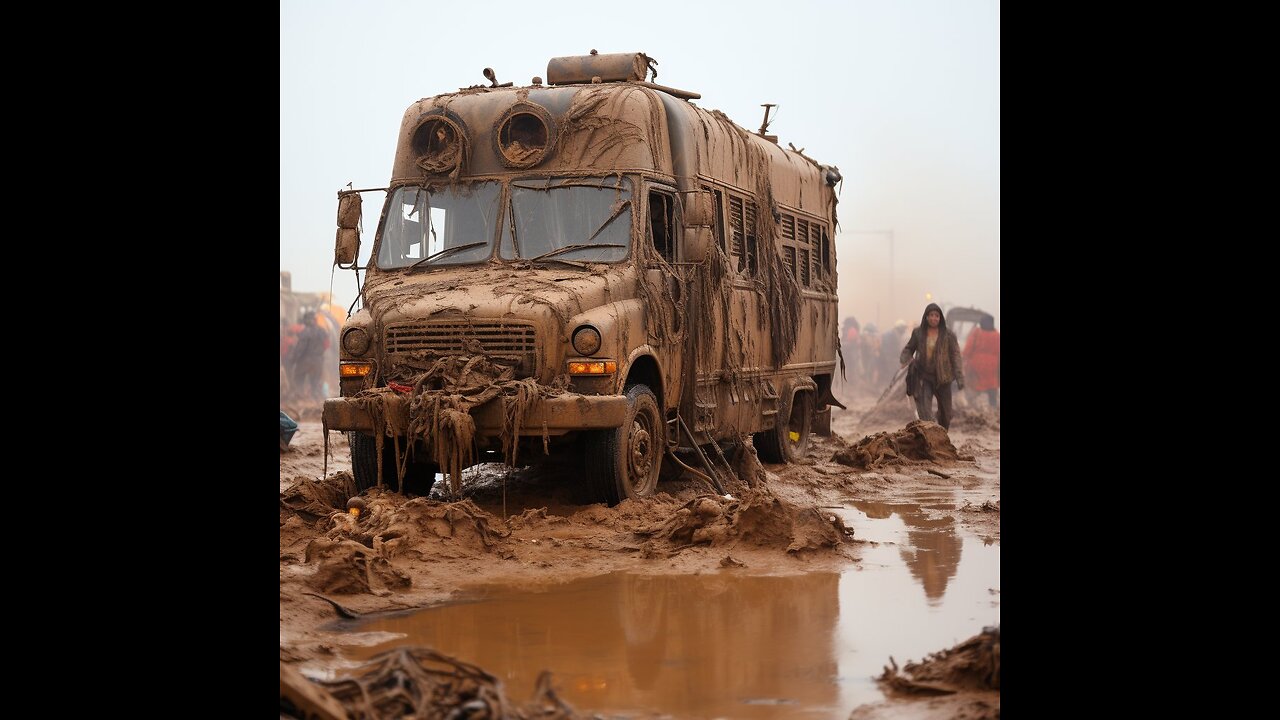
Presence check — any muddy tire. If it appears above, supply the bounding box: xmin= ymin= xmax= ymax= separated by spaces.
xmin=349 ymin=432 xmax=439 ymax=494
xmin=754 ymin=390 xmax=812 ymax=464
xmin=585 ymin=384 xmax=664 ymax=506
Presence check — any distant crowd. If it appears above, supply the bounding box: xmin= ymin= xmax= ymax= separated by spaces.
xmin=839 ymin=309 xmax=999 ymax=417
xmin=280 ymin=309 xmax=340 ymax=405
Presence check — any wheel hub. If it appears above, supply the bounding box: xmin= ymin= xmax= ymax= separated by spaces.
xmin=629 ymin=425 xmax=652 ymax=477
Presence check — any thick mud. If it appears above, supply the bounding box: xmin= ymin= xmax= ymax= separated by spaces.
xmin=280 ymin=392 xmax=1000 ymax=718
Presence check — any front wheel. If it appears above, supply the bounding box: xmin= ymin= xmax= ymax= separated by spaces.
xmin=753 ymin=390 xmax=812 ymax=464
xmin=349 ymin=432 xmax=439 ymax=495
xmin=585 ymin=384 xmax=664 ymax=506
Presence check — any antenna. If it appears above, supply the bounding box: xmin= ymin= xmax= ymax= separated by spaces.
xmin=758 ymin=104 xmax=778 ymax=143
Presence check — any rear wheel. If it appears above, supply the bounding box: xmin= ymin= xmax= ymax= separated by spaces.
xmin=349 ymin=432 xmax=439 ymax=494
xmin=585 ymin=384 xmax=664 ymax=506
xmin=753 ymin=390 xmax=812 ymax=464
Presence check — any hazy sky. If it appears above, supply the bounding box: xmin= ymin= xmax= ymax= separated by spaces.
xmin=281 ymin=0 xmax=999 ymax=330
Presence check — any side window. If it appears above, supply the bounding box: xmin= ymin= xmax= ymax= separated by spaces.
xmin=796 ymin=217 xmax=812 ymax=287
xmin=781 ymin=213 xmax=797 ymax=281
xmin=728 ymin=193 xmax=759 ymax=277
xmin=820 ymin=225 xmax=831 ymax=276
xmin=649 ymin=190 xmax=674 ymax=262
xmin=709 ymin=186 xmax=726 ymax=254
xmin=729 ymin=194 xmax=745 ymax=270
xmin=776 ymin=210 xmax=828 ymax=287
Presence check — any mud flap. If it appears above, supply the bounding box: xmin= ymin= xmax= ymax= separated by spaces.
xmin=816 ymin=383 xmax=846 ymax=411
xmin=814 ymin=406 xmax=832 ymax=436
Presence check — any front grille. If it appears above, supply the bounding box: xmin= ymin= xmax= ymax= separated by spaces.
xmin=385 ymin=321 xmax=538 ymax=377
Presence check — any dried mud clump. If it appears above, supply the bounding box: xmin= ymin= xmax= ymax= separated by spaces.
xmin=832 ymin=420 xmax=967 ymax=470
xmin=327 ymin=494 xmax=512 ymax=561
xmin=280 ymin=472 xmax=358 ymax=524
xmin=303 ymin=538 xmax=411 ymax=596
xmin=877 ymin=626 xmax=1001 ymax=695
xmin=633 ymin=487 xmax=850 ymax=553
xmin=286 ymin=647 xmax=577 ymax=720
xmin=505 ymin=506 xmax=571 ymax=530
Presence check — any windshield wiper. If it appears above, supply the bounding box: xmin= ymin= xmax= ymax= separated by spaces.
xmin=527 ymin=243 xmax=625 ymax=263
xmin=406 ymin=242 xmax=487 ymax=272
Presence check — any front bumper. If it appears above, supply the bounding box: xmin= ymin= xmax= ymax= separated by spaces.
xmin=323 ymin=391 xmax=628 ymax=436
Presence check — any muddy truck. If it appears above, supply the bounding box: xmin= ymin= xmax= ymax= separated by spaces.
xmin=324 ymin=51 xmax=844 ymax=504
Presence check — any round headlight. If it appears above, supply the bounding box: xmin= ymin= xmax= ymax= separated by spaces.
xmin=342 ymin=327 xmax=370 ymax=356
xmin=572 ymin=326 xmax=602 ymax=356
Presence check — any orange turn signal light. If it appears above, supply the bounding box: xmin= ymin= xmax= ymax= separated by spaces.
xmin=568 ymin=360 xmax=617 ymax=375
xmin=340 ymin=362 xmax=373 ymax=377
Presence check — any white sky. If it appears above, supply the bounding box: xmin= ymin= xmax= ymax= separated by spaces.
xmin=281 ymin=0 xmax=999 ymax=331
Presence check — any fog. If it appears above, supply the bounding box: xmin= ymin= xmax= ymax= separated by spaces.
xmin=280 ymin=0 xmax=999 ymax=330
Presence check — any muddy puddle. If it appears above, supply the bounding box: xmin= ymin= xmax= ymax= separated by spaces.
xmin=318 ymin=498 xmax=999 ymax=718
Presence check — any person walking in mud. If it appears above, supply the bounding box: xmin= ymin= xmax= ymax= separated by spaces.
xmin=899 ymin=303 xmax=964 ymax=430
xmin=288 ymin=311 xmax=330 ymax=403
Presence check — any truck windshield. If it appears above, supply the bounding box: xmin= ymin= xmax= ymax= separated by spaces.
xmin=376 ymin=182 xmax=501 ymax=269
xmin=499 ymin=177 xmax=631 ymax=263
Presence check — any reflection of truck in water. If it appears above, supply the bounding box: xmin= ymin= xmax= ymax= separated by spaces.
xmin=323 ymin=52 xmax=844 ymax=504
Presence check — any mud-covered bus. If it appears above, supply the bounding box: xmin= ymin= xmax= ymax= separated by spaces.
xmin=323 ymin=51 xmax=844 ymax=505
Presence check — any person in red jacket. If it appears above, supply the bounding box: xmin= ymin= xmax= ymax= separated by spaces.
xmin=963 ymin=314 xmax=1000 ymax=409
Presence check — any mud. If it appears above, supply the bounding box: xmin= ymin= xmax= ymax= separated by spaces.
xmin=831 ymin=420 xmax=967 ymax=470
xmin=847 ymin=628 xmax=1000 ymax=720
xmin=280 ymin=392 xmax=1000 ymax=718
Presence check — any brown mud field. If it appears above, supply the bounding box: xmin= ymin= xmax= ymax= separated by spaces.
xmin=280 ymin=391 xmax=1000 ymax=719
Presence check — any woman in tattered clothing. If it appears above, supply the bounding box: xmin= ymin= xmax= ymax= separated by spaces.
xmin=899 ymin=302 xmax=965 ymax=430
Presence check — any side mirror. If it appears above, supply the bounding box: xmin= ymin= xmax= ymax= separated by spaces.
xmin=335 ymin=192 xmax=362 ymax=266
xmin=683 ymin=227 xmax=714 ymax=264
xmin=680 ymin=190 xmax=714 ymax=263
xmin=681 ymin=190 xmax=714 ymax=227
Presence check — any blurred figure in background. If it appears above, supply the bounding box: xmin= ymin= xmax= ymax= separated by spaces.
xmin=860 ymin=323 xmax=880 ymax=390
xmin=840 ymin=317 xmax=863 ymax=395
xmin=288 ymin=311 xmax=330 ymax=403
xmin=963 ymin=314 xmax=1000 ymax=409
xmin=899 ymin=303 xmax=964 ymax=430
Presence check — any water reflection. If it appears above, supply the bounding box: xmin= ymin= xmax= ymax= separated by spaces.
xmin=332 ymin=502 xmax=1000 ymax=717
xmin=849 ymin=500 xmax=962 ymax=605
xmin=342 ymin=572 xmax=844 ymax=718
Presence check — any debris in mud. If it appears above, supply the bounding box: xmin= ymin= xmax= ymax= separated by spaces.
xmin=633 ymin=487 xmax=850 ymax=553
xmin=832 ymin=420 xmax=967 ymax=470
xmin=506 ymin=506 xmax=570 ymax=529
xmin=280 ymin=472 xmax=358 ymax=524
xmin=284 ymin=647 xmax=577 ymax=720
xmin=732 ymin=438 xmax=767 ymax=489
xmin=720 ymin=555 xmax=746 ymax=568
xmin=303 ymin=591 xmax=363 ymax=619
xmin=304 ymin=538 xmax=411 ymax=596
xmin=877 ymin=626 xmax=1000 ymax=696
xmin=961 ymin=500 xmax=1000 ymax=513
xmin=325 ymin=493 xmax=512 ymax=561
